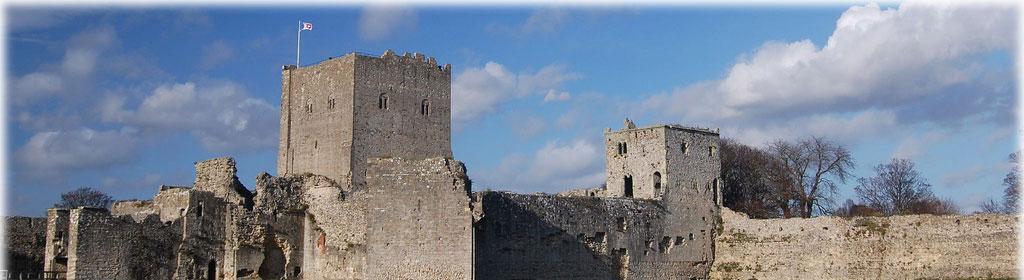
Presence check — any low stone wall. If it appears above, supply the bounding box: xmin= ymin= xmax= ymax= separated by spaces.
xmin=711 ymin=207 xmax=1018 ymax=280
xmin=3 ymin=216 xmax=47 ymax=273
xmin=472 ymin=191 xmax=711 ymax=280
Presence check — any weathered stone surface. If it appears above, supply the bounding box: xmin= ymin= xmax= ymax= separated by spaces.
xmin=23 ymin=48 xmax=1013 ymax=280
xmin=473 ymin=191 xmax=712 ymax=280
xmin=711 ymin=207 xmax=1019 ymax=280
xmin=3 ymin=216 xmax=47 ymax=273
xmin=278 ymin=51 xmax=452 ymax=190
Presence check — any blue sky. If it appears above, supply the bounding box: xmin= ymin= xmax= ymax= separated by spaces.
xmin=4 ymin=3 xmax=1018 ymax=217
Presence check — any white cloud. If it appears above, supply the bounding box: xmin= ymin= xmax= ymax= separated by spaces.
xmin=543 ymin=90 xmax=571 ymax=103
xmin=62 ymin=25 xmax=117 ymax=77
xmin=15 ymin=127 xmax=138 ymax=184
xmin=358 ymin=5 xmax=418 ymax=41
xmin=641 ymin=2 xmax=1014 ymax=145
xmin=518 ymin=63 xmax=583 ymax=96
xmin=6 ymin=9 xmax=81 ymax=32
xmin=451 ymin=62 xmax=516 ymax=125
xmin=891 ymin=131 xmax=948 ymax=160
xmin=100 ymin=173 xmax=164 ymax=191
xmin=717 ymin=109 xmax=899 ymax=147
xmin=487 ymin=8 xmax=571 ymax=37
xmin=520 ymin=8 xmax=570 ymax=34
xmin=200 ymin=40 xmax=234 ymax=69
xmin=554 ymin=109 xmax=579 ymax=129
xmin=510 ymin=115 xmax=547 ymax=140
xmin=940 ymin=164 xmax=987 ymax=189
xmin=110 ymin=80 xmax=279 ymax=153
xmin=451 ymin=61 xmax=582 ymax=128
xmin=472 ymin=138 xmax=605 ymax=194
xmin=10 ymin=25 xmax=117 ymax=106
xmin=12 ymin=72 xmax=63 ymax=103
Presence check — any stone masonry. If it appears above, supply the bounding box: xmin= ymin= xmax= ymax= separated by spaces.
xmin=4 ymin=216 xmax=47 ymax=274
xmin=278 ymin=51 xmax=453 ymax=190
xmin=712 ymin=207 xmax=1018 ymax=280
xmin=18 ymin=49 xmax=1014 ymax=280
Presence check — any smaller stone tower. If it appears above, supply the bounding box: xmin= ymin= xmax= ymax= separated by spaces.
xmin=604 ymin=118 xmax=722 ymax=204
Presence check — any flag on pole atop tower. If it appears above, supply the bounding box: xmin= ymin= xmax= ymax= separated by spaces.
xmin=301 ymin=22 xmax=313 ymax=31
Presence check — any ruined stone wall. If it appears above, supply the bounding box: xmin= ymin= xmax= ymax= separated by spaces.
xmin=279 ymin=56 xmax=356 ymax=184
xmin=350 ymin=52 xmax=452 ymax=190
xmin=472 ymin=192 xmax=711 ymax=280
xmin=711 ymin=208 xmax=1018 ymax=280
xmin=194 ymin=157 xmax=254 ymax=207
xmin=363 ymin=157 xmax=472 ymax=279
xmin=4 ymin=216 xmax=47 ymax=273
xmin=65 ymin=207 xmax=179 ymax=280
xmin=43 ymin=209 xmax=69 ymax=273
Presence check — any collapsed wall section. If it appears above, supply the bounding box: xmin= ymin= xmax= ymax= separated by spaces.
xmin=363 ymin=157 xmax=472 ymax=279
xmin=472 ymin=191 xmax=711 ymax=280
xmin=711 ymin=208 xmax=1018 ymax=280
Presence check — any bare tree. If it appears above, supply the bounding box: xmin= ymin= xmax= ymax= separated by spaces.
xmin=832 ymin=199 xmax=881 ymax=217
xmin=768 ymin=136 xmax=854 ymax=218
xmin=910 ymin=196 xmax=959 ymax=215
xmin=855 ymin=158 xmax=934 ymax=216
xmin=978 ymin=198 xmax=1005 ymax=214
xmin=54 ymin=187 xmax=114 ymax=209
xmin=720 ymin=138 xmax=785 ymax=218
xmin=1003 ymin=151 xmax=1020 ymax=213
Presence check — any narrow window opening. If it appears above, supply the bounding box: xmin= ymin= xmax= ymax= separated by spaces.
xmin=616 ymin=217 xmax=626 ymax=231
xmin=293 ymin=266 xmax=301 ymax=277
xmin=378 ymin=93 xmax=389 ymax=110
xmin=623 ymin=142 xmax=628 ymax=154
xmin=420 ymin=99 xmax=430 ymax=116
xmin=712 ymin=178 xmax=719 ymax=203
xmin=653 ymin=172 xmax=662 ymax=196
xmin=196 ymin=201 xmax=203 ymax=217
xmin=207 ymin=259 xmax=216 ymax=280
xmin=688 ymin=233 xmax=694 ymax=240
xmin=624 ymin=176 xmax=634 ymax=198
xmin=709 ymin=146 xmax=716 ymax=157
xmin=682 ymin=142 xmax=689 ymax=154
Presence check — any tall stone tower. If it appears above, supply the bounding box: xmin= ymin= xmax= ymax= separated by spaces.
xmin=604 ymin=118 xmax=722 ymax=204
xmin=278 ymin=50 xmax=453 ymax=188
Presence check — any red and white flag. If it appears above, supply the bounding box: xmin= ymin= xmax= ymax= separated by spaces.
xmin=301 ymin=22 xmax=313 ymax=31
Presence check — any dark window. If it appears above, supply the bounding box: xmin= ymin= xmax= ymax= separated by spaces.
xmin=378 ymin=93 xmax=389 ymax=110
xmin=682 ymin=142 xmax=689 ymax=154
xmin=196 ymin=201 xmax=203 ymax=217
xmin=653 ymin=172 xmax=662 ymax=195
xmin=420 ymin=99 xmax=430 ymax=116
xmin=207 ymin=259 xmax=216 ymax=280
xmin=709 ymin=146 xmax=716 ymax=157
xmin=624 ymin=176 xmax=634 ymax=198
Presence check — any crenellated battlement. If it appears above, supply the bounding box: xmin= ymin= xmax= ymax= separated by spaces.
xmin=378 ymin=49 xmax=452 ymax=73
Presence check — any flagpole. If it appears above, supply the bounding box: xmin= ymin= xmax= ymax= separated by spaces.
xmin=296 ymin=20 xmax=301 ymax=66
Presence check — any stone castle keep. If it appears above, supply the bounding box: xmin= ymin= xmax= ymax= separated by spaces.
xmin=38 ymin=50 xmax=724 ymax=279
xmin=23 ymin=50 xmax=1016 ymax=280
